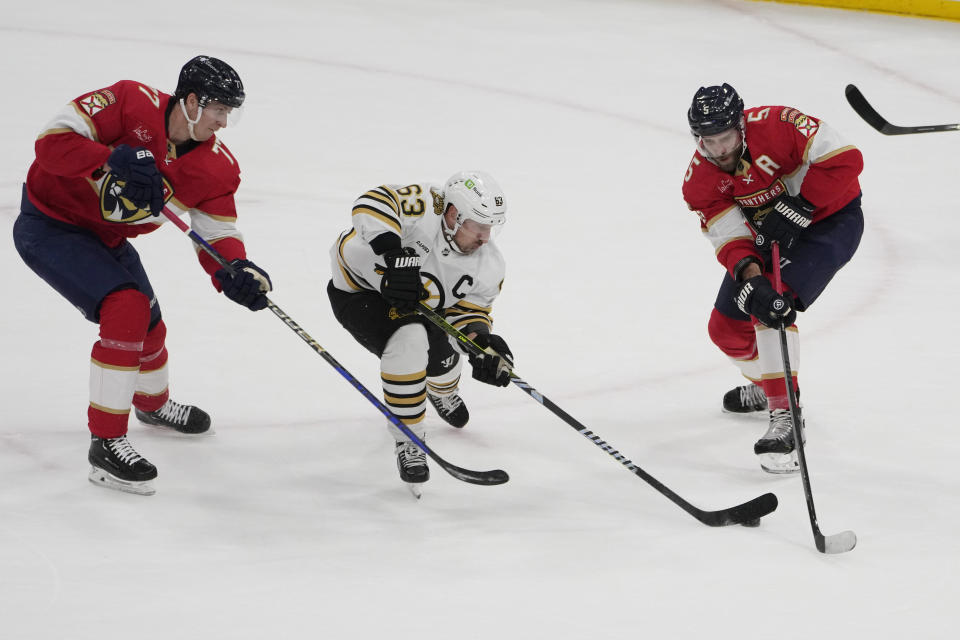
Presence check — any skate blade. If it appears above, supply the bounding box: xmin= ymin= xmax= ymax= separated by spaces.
xmin=88 ymin=467 xmax=156 ymax=496
xmin=406 ymin=483 xmax=423 ymax=499
xmin=758 ymin=451 xmax=799 ymax=475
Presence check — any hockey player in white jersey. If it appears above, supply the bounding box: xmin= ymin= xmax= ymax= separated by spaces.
xmin=328 ymin=171 xmax=514 ymax=489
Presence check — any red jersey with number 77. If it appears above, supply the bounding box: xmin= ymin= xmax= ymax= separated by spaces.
xmin=26 ymin=79 xmax=248 ymax=274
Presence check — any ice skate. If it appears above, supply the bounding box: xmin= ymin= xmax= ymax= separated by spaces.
xmin=135 ymin=398 xmax=211 ymax=434
xmin=427 ymin=391 xmax=469 ymax=428
xmin=722 ymin=384 xmax=767 ymax=413
xmin=395 ymin=440 xmax=429 ymax=497
xmin=88 ymin=434 xmax=158 ymax=495
xmin=754 ymin=408 xmax=805 ymax=474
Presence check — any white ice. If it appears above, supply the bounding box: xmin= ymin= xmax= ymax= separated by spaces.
xmin=1 ymin=1 xmax=958 ymax=638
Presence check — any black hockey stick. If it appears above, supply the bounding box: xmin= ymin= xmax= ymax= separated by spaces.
xmin=417 ymin=303 xmax=777 ymax=526
xmin=772 ymin=243 xmax=856 ymax=553
xmin=158 ymin=207 xmax=508 ymax=486
xmin=845 ymin=84 xmax=960 ymax=135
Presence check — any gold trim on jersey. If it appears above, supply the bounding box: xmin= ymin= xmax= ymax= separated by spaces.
xmin=335 ymin=229 xmax=370 ymax=291
xmin=812 ymin=145 xmax=858 ymax=164
xmin=701 ymin=204 xmax=739 ymax=231
xmin=70 ymin=102 xmax=99 ymax=141
xmin=36 ymin=127 xmax=80 ymax=141
xmin=351 ymin=204 xmax=401 ymax=235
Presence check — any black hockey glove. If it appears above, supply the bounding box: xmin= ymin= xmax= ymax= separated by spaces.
xmin=754 ymin=194 xmax=815 ymax=251
xmin=215 ymin=259 xmax=272 ymax=311
xmin=380 ymin=247 xmax=427 ymax=313
xmin=735 ymin=275 xmax=797 ymax=329
xmin=108 ymin=144 xmax=165 ymax=216
xmin=468 ymin=333 xmax=513 ymax=387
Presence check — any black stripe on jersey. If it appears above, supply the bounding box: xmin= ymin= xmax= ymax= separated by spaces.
xmin=351 ymin=187 xmax=402 ymax=234
xmin=336 ymin=229 xmax=374 ymax=291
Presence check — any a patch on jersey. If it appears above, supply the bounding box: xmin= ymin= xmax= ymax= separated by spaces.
xmin=99 ymin=173 xmax=174 ymax=223
xmin=779 ymin=108 xmax=802 ymax=124
xmin=431 ymin=188 xmax=444 ymax=215
xmin=735 ymin=179 xmax=786 ymax=211
xmin=718 ymin=177 xmax=734 ymax=194
xmin=132 ymin=124 xmax=153 ymax=143
xmin=77 ymin=90 xmax=116 ymax=117
xmin=794 ymin=114 xmax=819 ymax=138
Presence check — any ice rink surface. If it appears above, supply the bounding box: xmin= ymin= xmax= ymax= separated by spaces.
xmin=1 ymin=0 xmax=958 ymax=637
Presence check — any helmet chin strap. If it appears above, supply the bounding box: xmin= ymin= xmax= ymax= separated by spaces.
xmin=441 ymin=216 xmax=467 ymax=254
xmin=178 ymin=99 xmax=204 ymax=142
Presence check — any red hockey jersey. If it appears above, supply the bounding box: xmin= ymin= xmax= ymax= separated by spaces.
xmin=682 ymin=105 xmax=863 ymax=278
xmin=26 ymin=80 xmax=247 ymax=278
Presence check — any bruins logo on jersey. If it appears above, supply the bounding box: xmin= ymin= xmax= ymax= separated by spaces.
xmin=99 ymin=173 xmax=173 ymax=223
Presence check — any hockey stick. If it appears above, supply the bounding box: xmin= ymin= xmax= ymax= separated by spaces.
xmin=158 ymin=207 xmax=508 ymax=486
xmin=845 ymin=84 xmax=960 ymax=135
xmin=772 ymin=242 xmax=856 ymax=553
xmin=417 ymin=303 xmax=778 ymax=526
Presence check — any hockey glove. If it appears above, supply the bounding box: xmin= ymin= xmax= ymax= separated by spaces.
xmin=380 ymin=247 xmax=428 ymax=313
xmin=754 ymin=194 xmax=814 ymax=251
xmin=215 ymin=259 xmax=272 ymax=311
xmin=468 ymin=333 xmax=513 ymax=387
xmin=735 ymin=275 xmax=797 ymax=329
xmin=108 ymin=144 xmax=165 ymax=216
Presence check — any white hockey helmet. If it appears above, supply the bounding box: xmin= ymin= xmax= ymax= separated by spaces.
xmin=442 ymin=170 xmax=507 ymax=233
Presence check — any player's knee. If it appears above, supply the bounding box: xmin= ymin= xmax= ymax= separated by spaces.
xmin=708 ymin=307 xmax=756 ymax=356
xmin=99 ymin=288 xmax=151 ymax=342
xmin=383 ymin=323 xmax=429 ymax=366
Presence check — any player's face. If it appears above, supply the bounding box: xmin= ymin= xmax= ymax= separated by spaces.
xmin=698 ymin=127 xmax=742 ymax=172
xmin=447 ymin=205 xmax=494 ymax=254
xmin=192 ymin=101 xmax=233 ymax=141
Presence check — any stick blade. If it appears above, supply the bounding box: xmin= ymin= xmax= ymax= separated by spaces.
xmin=816 ymin=530 xmax=857 ymax=554
xmin=695 ymin=492 xmax=779 ymax=527
xmin=845 ymin=84 xmax=890 ymax=133
xmin=437 ymin=458 xmax=510 ymax=486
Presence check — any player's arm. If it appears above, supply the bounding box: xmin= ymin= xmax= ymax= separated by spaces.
xmin=683 ymin=165 xmax=761 ymax=280
xmin=34 ymin=85 xmax=128 ymax=178
xmin=792 ymin=117 xmax=863 ymax=206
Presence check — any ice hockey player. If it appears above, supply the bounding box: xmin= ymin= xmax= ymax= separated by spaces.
xmin=682 ymin=83 xmax=864 ymax=473
xmin=327 ymin=171 xmax=514 ymax=492
xmin=13 ymin=56 xmax=273 ymax=495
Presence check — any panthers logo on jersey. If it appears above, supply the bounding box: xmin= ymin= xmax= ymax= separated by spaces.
xmin=98 ymin=173 xmax=173 ymax=223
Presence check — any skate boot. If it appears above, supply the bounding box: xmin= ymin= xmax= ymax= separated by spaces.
xmin=395 ymin=440 xmax=430 ymax=484
xmin=722 ymin=384 xmax=767 ymax=413
xmin=135 ymin=399 xmax=211 ymax=434
xmin=88 ymin=434 xmax=158 ymax=495
xmin=427 ymin=391 xmax=469 ymax=428
xmin=754 ymin=408 xmax=805 ymax=474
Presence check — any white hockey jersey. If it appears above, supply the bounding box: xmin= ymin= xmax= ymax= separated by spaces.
xmin=330 ymin=183 xmax=506 ymax=333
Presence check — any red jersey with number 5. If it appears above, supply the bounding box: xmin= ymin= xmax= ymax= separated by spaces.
xmin=681 ymin=105 xmax=863 ymax=278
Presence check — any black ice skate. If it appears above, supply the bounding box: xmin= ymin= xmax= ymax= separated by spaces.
xmin=427 ymin=391 xmax=469 ymax=428
xmin=722 ymin=384 xmax=767 ymax=413
xmin=395 ymin=440 xmax=430 ymax=484
xmin=135 ymin=399 xmax=211 ymax=434
xmin=88 ymin=434 xmax=158 ymax=495
xmin=754 ymin=408 xmax=805 ymax=474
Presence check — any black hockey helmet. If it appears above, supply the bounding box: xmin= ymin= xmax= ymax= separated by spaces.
xmin=688 ymin=83 xmax=744 ymax=137
xmin=175 ymin=56 xmax=245 ymax=109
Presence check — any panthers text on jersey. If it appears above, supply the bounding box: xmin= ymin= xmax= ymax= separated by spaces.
xmin=682 ymin=105 xmax=863 ymax=277
xmin=26 ymin=79 xmax=248 ymax=278
xmin=330 ymin=183 xmax=506 ymax=333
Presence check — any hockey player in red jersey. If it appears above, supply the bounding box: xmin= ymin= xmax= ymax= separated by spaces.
xmin=13 ymin=56 xmax=273 ymax=495
xmin=682 ymin=83 xmax=864 ymax=473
